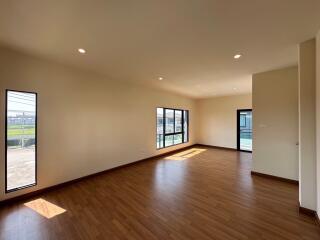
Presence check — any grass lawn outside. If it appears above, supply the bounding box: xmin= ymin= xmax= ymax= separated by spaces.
xmin=7 ymin=126 xmax=35 ymax=137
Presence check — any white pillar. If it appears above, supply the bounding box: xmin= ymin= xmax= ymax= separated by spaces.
xmin=299 ymin=39 xmax=317 ymax=210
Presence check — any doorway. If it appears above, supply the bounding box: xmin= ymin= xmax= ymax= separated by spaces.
xmin=237 ymin=109 xmax=252 ymax=152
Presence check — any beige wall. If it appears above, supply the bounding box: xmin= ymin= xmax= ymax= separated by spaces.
xmin=196 ymin=94 xmax=252 ymax=149
xmin=316 ymin=32 xmax=320 ymax=216
xmin=0 ymin=46 xmax=197 ymax=201
xmin=252 ymin=66 xmax=299 ymax=180
xmin=299 ymin=39 xmax=317 ymax=210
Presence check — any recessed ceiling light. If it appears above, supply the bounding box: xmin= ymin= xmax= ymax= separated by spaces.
xmin=158 ymin=77 xmax=163 ymax=81
xmin=233 ymin=87 xmax=237 ymax=90
xmin=78 ymin=48 xmax=86 ymax=54
xmin=234 ymin=54 xmax=242 ymax=59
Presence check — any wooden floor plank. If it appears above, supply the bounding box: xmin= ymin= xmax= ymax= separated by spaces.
xmin=0 ymin=147 xmax=319 ymax=239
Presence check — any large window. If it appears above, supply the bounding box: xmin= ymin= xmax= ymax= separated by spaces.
xmin=157 ymin=108 xmax=189 ymax=149
xmin=6 ymin=90 xmax=37 ymax=192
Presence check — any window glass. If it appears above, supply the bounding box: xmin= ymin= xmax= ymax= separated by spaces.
xmin=175 ymin=110 xmax=182 ymax=133
xmin=174 ymin=134 xmax=183 ymax=145
xmin=156 ymin=108 xmax=164 ymax=149
xmin=6 ymin=90 xmax=37 ymax=192
xmin=183 ymin=110 xmax=188 ymax=143
xmin=240 ymin=114 xmax=246 ymax=127
xmin=157 ymin=108 xmax=189 ymax=149
xmin=165 ymin=109 xmax=174 ymax=134
xmin=165 ymin=135 xmax=174 ymax=147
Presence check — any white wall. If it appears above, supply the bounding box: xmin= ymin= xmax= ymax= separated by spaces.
xmin=252 ymin=67 xmax=299 ymax=180
xmin=0 ymin=46 xmax=197 ymax=201
xmin=299 ymin=39 xmax=317 ymax=210
xmin=196 ymin=94 xmax=252 ymax=149
xmin=316 ymin=31 xmax=320 ymax=217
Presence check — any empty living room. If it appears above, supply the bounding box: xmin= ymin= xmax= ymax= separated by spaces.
xmin=1 ymin=1 xmax=320 ymax=239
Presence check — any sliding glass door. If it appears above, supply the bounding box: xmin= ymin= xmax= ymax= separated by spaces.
xmin=237 ymin=109 xmax=252 ymax=152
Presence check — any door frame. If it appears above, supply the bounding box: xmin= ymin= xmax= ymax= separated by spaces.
xmin=237 ymin=109 xmax=252 ymax=152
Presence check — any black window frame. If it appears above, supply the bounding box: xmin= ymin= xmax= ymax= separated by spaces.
xmin=5 ymin=89 xmax=38 ymax=193
xmin=156 ymin=107 xmax=189 ymax=149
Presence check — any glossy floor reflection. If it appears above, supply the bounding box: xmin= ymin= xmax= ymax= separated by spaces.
xmin=0 ymin=147 xmax=319 ymax=240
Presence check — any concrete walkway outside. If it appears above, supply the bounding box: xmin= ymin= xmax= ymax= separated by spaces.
xmin=7 ymin=147 xmax=35 ymax=190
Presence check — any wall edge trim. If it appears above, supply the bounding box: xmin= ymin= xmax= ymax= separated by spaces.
xmin=251 ymin=171 xmax=299 ymax=185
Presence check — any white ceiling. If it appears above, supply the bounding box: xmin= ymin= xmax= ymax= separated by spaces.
xmin=1 ymin=0 xmax=320 ymax=98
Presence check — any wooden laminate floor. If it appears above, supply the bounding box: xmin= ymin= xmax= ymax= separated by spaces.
xmin=0 ymin=147 xmax=319 ymax=240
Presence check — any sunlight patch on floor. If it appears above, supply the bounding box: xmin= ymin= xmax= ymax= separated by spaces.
xmin=24 ymin=198 xmax=66 ymax=219
xmin=165 ymin=148 xmax=207 ymax=161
